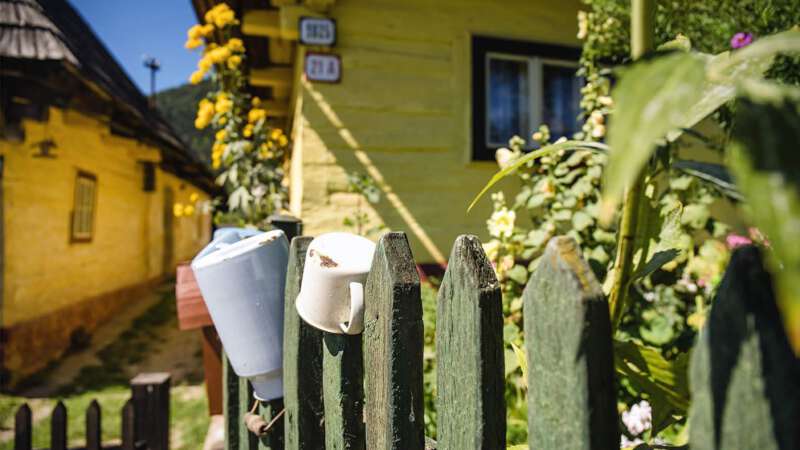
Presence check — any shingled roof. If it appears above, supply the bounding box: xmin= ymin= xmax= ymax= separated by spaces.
xmin=0 ymin=0 xmax=216 ymax=193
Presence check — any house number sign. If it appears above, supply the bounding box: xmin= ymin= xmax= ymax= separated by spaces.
xmin=299 ymin=17 xmax=336 ymax=46
xmin=304 ymin=52 xmax=341 ymax=83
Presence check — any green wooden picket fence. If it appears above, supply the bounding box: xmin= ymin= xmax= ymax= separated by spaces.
xmin=222 ymin=230 xmax=799 ymax=450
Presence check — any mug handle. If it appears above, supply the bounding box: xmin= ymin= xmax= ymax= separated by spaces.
xmin=340 ymin=282 xmax=365 ymax=335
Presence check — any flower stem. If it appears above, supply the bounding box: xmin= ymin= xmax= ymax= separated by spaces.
xmin=608 ymin=0 xmax=656 ymax=329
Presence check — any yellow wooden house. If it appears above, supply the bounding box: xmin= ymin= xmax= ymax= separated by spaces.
xmin=191 ymin=0 xmax=582 ymax=268
xmin=0 ymin=0 xmax=215 ymax=385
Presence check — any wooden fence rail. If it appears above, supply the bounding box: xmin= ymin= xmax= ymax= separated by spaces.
xmin=222 ymin=228 xmax=799 ymax=450
xmin=12 ymin=373 xmax=168 ymax=450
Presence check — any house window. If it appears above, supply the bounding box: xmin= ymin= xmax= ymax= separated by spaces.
xmin=473 ymin=36 xmax=582 ymax=160
xmin=71 ymin=171 xmax=97 ymax=242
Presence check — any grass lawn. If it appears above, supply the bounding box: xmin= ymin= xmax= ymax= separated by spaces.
xmin=0 ymin=385 xmax=209 ymax=450
xmin=0 ymin=286 xmax=210 ymax=449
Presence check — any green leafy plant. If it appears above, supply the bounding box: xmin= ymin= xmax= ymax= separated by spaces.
xmin=342 ymin=171 xmax=385 ymax=237
xmin=475 ymin=2 xmax=800 ymax=448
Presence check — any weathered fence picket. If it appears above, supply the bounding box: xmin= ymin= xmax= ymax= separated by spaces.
xmin=121 ymin=399 xmax=137 ymax=450
xmin=523 ymin=236 xmax=618 ymax=450
xmin=364 ymin=232 xmax=425 ymax=450
xmin=436 ymin=235 xmax=505 ymax=450
xmin=51 ymin=401 xmax=67 ymax=450
xmin=86 ymin=400 xmax=102 ymax=450
xmin=688 ymin=245 xmax=800 ymax=450
xmin=14 ymin=403 xmax=31 ymax=450
xmin=282 ymin=236 xmax=325 ymax=450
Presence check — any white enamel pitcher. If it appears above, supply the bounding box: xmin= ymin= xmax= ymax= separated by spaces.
xmin=192 ymin=229 xmax=289 ymax=400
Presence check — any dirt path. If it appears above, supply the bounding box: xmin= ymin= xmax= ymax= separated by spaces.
xmin=20 ymin=281 xmax=204 ymax=397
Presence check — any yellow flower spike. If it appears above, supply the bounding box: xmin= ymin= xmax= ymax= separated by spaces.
xmin=190 ymin=193 xmax=199 ymax=203
xmin=243 ymin=124 xmax=254 ymax=137
xmin=251 ymin=96 xmax=261 ymax=106
xmin=198 ymin=98 xmax=213 ymax=111
xmin=248 ymin=108 xmax=266 ymax=123
xmin=212 ymin=157 xmax=221 ymax=169
xmin=218 ymin=116 xmax=228 ymax=125
xmin=189 ymin=70 xmax=204 ymax=84
xmin=227 ymin=55 xmax=242 ymax=70
xmin=278 ymin=135 xmax=288 ymax=146
xmin=201 ymin=24 xmax=214 ymax=36
xmin=198 ymin=56 xmax=212 ymax=72
xmin=204 ymin=8 xmax=216 ymax=24
xmin=173 ymin=203 xmax=185 ymax=217
xmin=215 ymin=98 xmax=232 ymax=114
xmin=270 ymin=128 xmax=283 ymax=140
xmin=215 ymin=129 xmax=227 ymax=141
xmin=226 ymin=38 xmax=245 ymax=53
xmin=187 ymin=24 xmax=204 ymax=40
xmin=184 ymin=38 xmax=203 ymax=49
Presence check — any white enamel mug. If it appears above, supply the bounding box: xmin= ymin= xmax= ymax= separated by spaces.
xmin=191 ymin=230 xmax=289 ymax=400
xmin=296 ymin=232 xmax=376 ymax=335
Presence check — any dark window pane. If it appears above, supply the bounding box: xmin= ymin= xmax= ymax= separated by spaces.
xmin=487 ymin=57 xmax=529 ymax=146
xmin=542 ymin=64 xmax=581 ymax=139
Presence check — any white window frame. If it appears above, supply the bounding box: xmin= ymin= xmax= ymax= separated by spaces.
xmin=484 ymin=52 xmax=579 ymax=148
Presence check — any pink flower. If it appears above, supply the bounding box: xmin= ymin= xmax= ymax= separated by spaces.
xmin=731 ymin=32 xmax=753 ymax=49
xmin=726 ymin=234 xmax=752 ymax=249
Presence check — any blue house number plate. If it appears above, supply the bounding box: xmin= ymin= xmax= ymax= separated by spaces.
xmin=304 ymin=52 xmax=341 ymax=83
xmin=299 ymin=17 xmax=336 ymax=46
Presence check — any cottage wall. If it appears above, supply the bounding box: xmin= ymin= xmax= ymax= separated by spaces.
xmin=0 ymin=107 xmax=212 ymax=381
xmin=289 ymin=0 xmax=582 ymax=264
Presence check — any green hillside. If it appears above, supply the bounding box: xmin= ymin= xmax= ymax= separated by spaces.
xmin=156 ymin=80 xmax=213 ymax=166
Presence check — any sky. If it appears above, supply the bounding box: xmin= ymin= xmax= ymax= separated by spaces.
xmin=71 ymin=0 xmax=201 ymax=93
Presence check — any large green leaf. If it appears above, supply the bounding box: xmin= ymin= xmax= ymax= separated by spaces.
xmin=672 ymin=160 xmax=742 ymax=201
xmin=727 ymin=81 xmax=800 ymax=353
xmin=602 ymin=53 xmax=706 ymax=218
xmin=468 ymin=140 xmax=607 ymax=212
xmin=614 ymin=339 xmax=690 ymax=436
xmin=603 ymin=32 xmax=798 ymax=217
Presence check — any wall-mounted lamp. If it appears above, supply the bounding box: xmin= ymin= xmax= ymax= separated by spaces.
xmin=31 ymin=139 xmax=57 ymax=158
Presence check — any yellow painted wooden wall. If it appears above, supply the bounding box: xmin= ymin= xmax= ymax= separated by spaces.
xmin=1 ymin=107 xmax=211 ymax=376
xmin=289 ymin=0 xmax=582 ymax=263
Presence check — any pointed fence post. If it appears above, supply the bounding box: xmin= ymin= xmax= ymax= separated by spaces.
xmin=436 ymin=235 xmax=505 ymax=450
xmin=364 ymin=232 xmax=425 ymax=450
xmin=121 ymin=399 xmax=137 ymax=450
xmin=14 ymin=403 xmax=31 ymax=450
xmin=258 ymin=398 xmax=285 ymax=450
xmin=223 ymin=356 xmax=258 ymax=450
xmin=524 ymin=236 xmax=617 ymax=450
xmin=282 ymin=236 xmax=325 ymax=450
xmin=131 ymin=372 xmax=171 ymax=450
xmin=322 ymin=331 xmax=365 ymax=449
xmin=269 ymin=215 xmax=303 ymax=242
xmin=51 ymin=401 xmax=67 ymax=450
xmin=688 ymin=245 xmax=800 ymax=450
xmin=240 ymin=377 xmax=258 ymax=450
xmin=86 ymin=399 xmax=102 ymax=450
